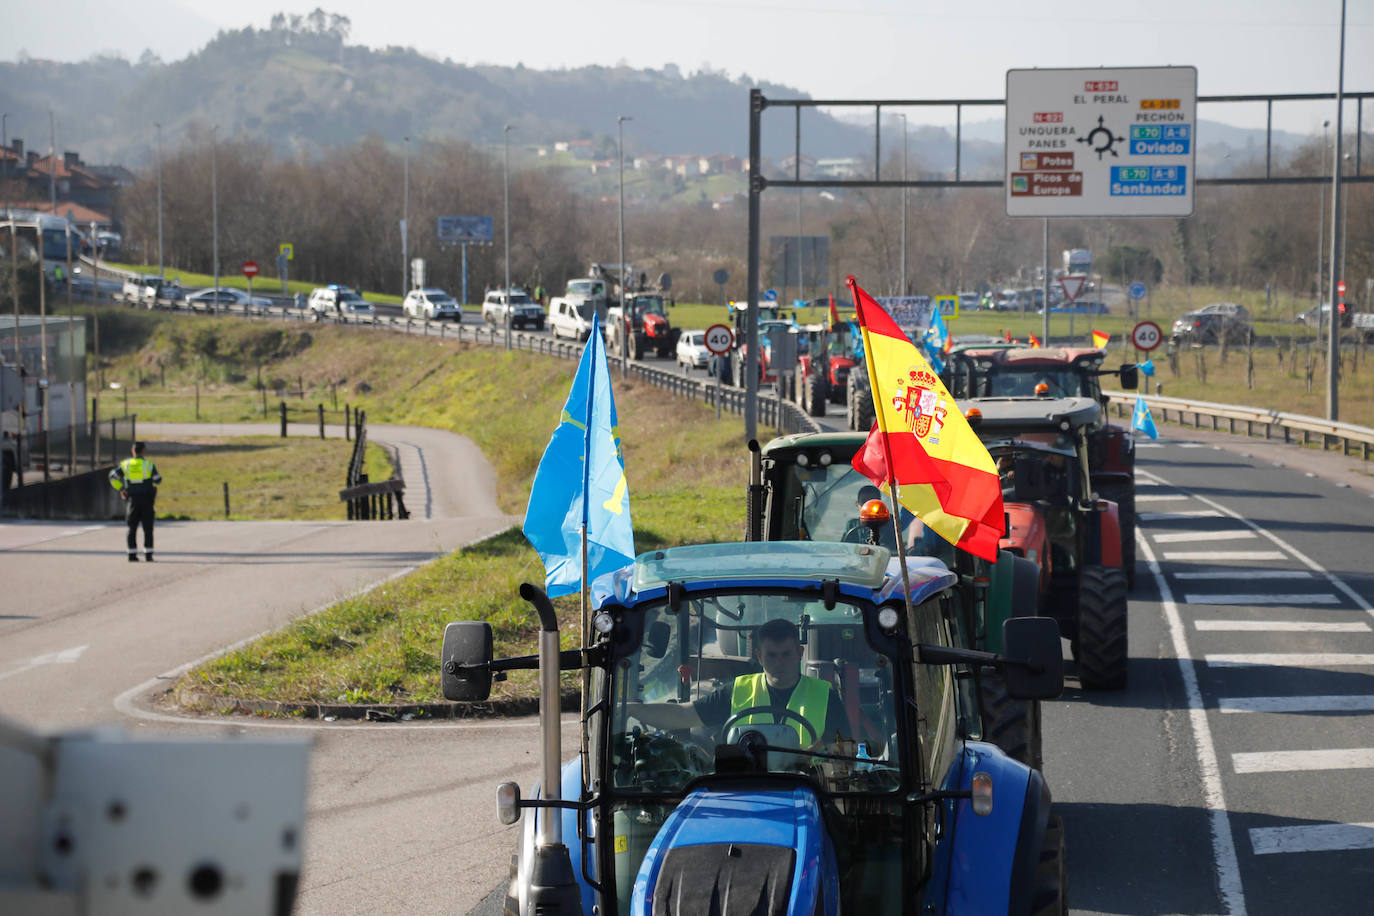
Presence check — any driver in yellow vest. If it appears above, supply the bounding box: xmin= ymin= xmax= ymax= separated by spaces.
xmin=109 ymin=441 xmax=162 ymax=562
xmin=625 ymin=619 xmax=851 ymax=748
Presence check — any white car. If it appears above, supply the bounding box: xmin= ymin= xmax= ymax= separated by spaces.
xmin=403 ymin=287 xmax=462 ymax=321
xmin=676 ymin=330 xmax=710 ymax=370
xmin=308 ymin=285 xmax=376 ymax=320
xmin=481 ymin=288 xmax=545 ymax=330
xmin=549 ymin=298 xmax=603 ymax=341
xmin=184 ymin=287 xmax=273 ymax=310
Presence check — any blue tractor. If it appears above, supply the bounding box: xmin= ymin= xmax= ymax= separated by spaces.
xmin=441 ymin=541 xmax=1066 ymax=915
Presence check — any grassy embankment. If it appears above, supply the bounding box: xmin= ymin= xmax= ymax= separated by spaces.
xmin=96 ymin=315 xmax=749 ymax=707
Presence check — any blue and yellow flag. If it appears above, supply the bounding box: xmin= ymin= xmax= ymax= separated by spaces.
xmin=1133 ymin=395 xmax=1159 ymax=440
xmin=523 ymin=315 xmax=634 ymax=597
xmin=1137 ymin=359 xmax=1155 ymax=377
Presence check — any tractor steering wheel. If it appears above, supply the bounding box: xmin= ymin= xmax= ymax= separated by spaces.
xmin=720 ymin=705 xmax=818 ymax=745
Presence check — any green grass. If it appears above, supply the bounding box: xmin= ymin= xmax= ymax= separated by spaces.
xmin=150 ymin=436 xmax=393 ymax=520
xmin=149 ymin=323 xmax=748 ymax=706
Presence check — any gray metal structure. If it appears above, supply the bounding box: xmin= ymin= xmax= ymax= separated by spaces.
xmin=745 ymin=87 xmax=1374 ymax=441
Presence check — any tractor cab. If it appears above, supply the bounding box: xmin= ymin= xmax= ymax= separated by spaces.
xmin=440 ymin=542 xmax=1064 ymax=915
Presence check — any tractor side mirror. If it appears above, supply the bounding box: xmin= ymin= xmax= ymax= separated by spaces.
xmin=645 ymin=621 xmax=671 ymax=659
xmin=1118 ymin=364 xmax=1139 ymax=390
xmin=440 ymin=621 xmax=494 ymax=701
xmin=1001 ymin=617 xmax=1064 ymax=700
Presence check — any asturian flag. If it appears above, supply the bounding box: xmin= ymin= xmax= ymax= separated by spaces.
xmin=848 ymin=276 xmax=1004 ymax=561
xmin=1133 ymin=395 xmax=1159 ymax=440
xmin=523 ymin=314 xmax=635 ymax=597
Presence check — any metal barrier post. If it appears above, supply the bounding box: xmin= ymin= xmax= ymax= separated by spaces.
xmin=318 ymin=403 xmax=325 ymax=439
xmin=223 ymin=481 xmax=230 ymax=518
xmin=280 ymin=401 xmax=287 ymax=437
xmin=345 ymin=404 xmax=351 ymax=441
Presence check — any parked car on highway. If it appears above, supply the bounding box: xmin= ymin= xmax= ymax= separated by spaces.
xmin=675 ymin=329 xmax=710 ymax=369
xmin=184 ymin=287 xmax=273 ymax=310
xmin=1171 ymin=308 xmax=1252 ymax=345
xmin=308 ymin=285 xmax=376 ymax=321
xmin=122 ymin=273 xmax=177 ymax=305
xmin=481 ymin=288 xmax=545 ymax=330
xmin=403 ymin=287 xmax=462 ymax=321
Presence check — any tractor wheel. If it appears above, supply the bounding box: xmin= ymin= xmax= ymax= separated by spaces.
xmin=1098 ymin=482 xmax=1137 ymax=590
xmin=629 ymin=333 xmax=642 ymax=361
xmin=807 ymin=372 xmax=828 ymax=417
xmin=1031 ymin=814 xmax=1067 ymax=916
xmin=980 ymin=672 xmax=1041 ymax=770
xmin=1076 ymin=565 xmax=1129 ymax=689
xmin=846 ymin=374 xmax=873 ymax=430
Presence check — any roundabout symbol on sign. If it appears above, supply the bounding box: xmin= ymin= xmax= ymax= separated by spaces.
xmin=1131 ymin=320 xmax=1163 ymax=352
xmin=1128 ymin=281 xmax=1147 ymax=301
xmin=703 ymin=324 xmax=734 ymax=355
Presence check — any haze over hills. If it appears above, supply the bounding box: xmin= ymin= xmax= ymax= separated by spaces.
xmin=0 ymin=18 xmax=1322 ymax=179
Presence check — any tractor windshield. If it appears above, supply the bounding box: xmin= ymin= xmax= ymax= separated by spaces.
xmin=608 ymin=590 xmax=903 ymax=796
xmin=978 ymin=366 xmax=1087 ymax=398
xmin=630 ymin=296 xmax=665 ymax=317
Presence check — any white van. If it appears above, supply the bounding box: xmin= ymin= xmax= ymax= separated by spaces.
xmin=549 ymin=298 xmax=606 ymax=341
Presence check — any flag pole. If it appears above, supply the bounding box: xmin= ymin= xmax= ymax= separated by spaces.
xmin=848 ymin=277 xmax=917 ymax=622
xmin=577 ymin=315 xmax=600 ymax=798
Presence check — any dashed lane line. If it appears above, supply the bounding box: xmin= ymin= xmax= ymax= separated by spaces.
xmin=1250 ymin=823 xmax=1374 ymax=855
xmin=1136 ymin=531 xmax=1247 ymax=914
xmin=1232 ymin=748 xmax=1374 ymax=773
xmin=1162 ymin=550 xmax=1287 ymax=562
xmin=1195 ymin=621 xmax=1368 ymax=632
xmin=1205 ymin=653 xmax=1374 ymax=668
xmin=1184 ymin=594 xmax=1342 ymax=606
xmin=1138 ymin=510 xmax=1226 ymax=521
xmin=1154 ymin=531 xmax=1258 ymax=544
xmin=1218 ymin=695 xmax=1374 ymax=714
xmin=1174 ymin=570 xmax=1314 ymax=580
xmin=1135 ymin=493 xmax=1189 ymax=502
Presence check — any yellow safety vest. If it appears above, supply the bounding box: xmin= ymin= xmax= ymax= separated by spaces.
xmin=730 ymin=673 xmax=829 ymax=744
xmin=121 ymin=458 xmax=151 ymax=482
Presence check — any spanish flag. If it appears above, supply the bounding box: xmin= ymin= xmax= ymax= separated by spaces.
xmin=1028 ymin=334 xmax=1042 ymax=349
xmin=847 ymin=276 xmax=1004 ymax=561
xmin=1092 ymin=329 xmax=1110 ymax=349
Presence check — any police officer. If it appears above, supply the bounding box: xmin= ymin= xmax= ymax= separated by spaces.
xmin=109 ymin=441 xmax=162 ymax=562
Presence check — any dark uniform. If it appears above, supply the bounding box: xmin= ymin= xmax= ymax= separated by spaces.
xmin=110 ymin=448 xmax=162 ymax=561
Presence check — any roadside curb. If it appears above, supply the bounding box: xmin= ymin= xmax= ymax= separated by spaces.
xmin=169 ymin=686 xmax=582 ymax=721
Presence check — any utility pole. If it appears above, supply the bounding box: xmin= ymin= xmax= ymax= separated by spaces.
xmin=211 ymin=126 xmax=219 ymax=300
xmin=503 ymin=125 xmax=512 ymax=350
xmin=899 ymin=113 xmax=908 ymax=296
xmin=618 ymin=115 xmax=631 ymax=377
xmin=1327 ymin=0 xmax=1348 ymax=420
xmin=48 ymin=110 xmax=56 ymax=215
xmin=402 ymin=134 xmax=410 ymax=296
xmin=1317 ymin=119 xmax=1330 ymax=339
xmin=155 ymin=123 xmax=163 ymax=280
xmin=2 ymin=113 xmax=10 ymax=219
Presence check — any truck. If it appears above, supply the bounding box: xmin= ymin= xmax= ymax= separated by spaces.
xmin=1062 ymin=249 xmax=1092 ymax=278
xmin=1353 ymin=311 xmax=1374 ymax=343
xmin=548 ymin=277 xmax=611 ymax=342
xmin=440 ymin=540 xmax=1066 ymax=916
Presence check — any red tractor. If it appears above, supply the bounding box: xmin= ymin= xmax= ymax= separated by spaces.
xmin=795 ymin=320 xmax=862 ymax=417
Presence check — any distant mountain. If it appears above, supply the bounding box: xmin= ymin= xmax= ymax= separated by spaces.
xmin=0 ymin=24 xmax=874 ymax=168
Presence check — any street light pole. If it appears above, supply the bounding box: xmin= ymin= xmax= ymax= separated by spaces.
xmin=1326 ymin=0 xmax=1348 ymax=421
xmin=2 ymin=112 xmax=10 ymax=219
xmin=503 ymin=124 xmax=512 ymax=350
xmin=211 ymin=126 xmax=219 ymax=299
xmin=402 ymin=134 xmax=410 ymax=296
xmin=899 ymin=113 xmax=908 ymax=296
xmin=1316 ymin=119 xmax=1329 ymax=338
xmin=618 ymin=115 xmax=632 ymax=377
xmin=48 ymin=110 xmax=56 ymax=215
xmin=155 ymin=123 xmax=163 ymax=280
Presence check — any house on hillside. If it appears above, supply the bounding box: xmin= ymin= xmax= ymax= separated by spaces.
xmin=554 ymin=139 xmax=595 ymax=160
xmin=1 ymin=140 xmax=123 ymax=219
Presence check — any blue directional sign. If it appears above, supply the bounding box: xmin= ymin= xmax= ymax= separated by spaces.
xmin=437 ymin=215 xmax=494 ymax=243
xmin=1128 ymin=281 xmax=1147 ymax=301
xmin=763 ymin=288 xmax=779 ymax=301
xmin=1130 ymin=124 xmax=1191 ymax=155
xmin=1110 ymin=166 xmax=1187 ymax=197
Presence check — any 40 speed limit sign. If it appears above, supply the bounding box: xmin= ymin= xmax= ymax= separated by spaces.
xmin=704 ymin=324 xmax=735 ymax=355
xmin=1131 ymin=320 xmax=1163 ymax=352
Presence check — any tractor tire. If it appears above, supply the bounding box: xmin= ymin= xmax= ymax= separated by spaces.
xmin=980 ymin=672 xmax=1042 ymax=769
xmin=1031 ymin=814 xmax=1067 ymax=916
xmin=1076 ymin=565 xmax=1129 ymax=689
xmin=807 ymin=372 xmax=828 ymax=417
xmin=1098 ymin=481 xmax=1137 ymax=590
xmin=629 ymin=333 xmax=642 ymax=361
xmin=656 ymin=341 xmax=672 ymax=359
xmin=846 ymin=373 xmax=873 ymax=430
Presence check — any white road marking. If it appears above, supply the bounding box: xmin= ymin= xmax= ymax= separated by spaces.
xmin=0 ymin=644 xmax=90 ymax=682
xmin=1136 ymin=533 xmax=1246 ymax=914
xmin=1139 ymin=510 xmax=1225 ymax=521
xmin=1162 ymin=551 xmax=1287 ymax=562
xmin=1175 ymin=442 xmax=1206 ymax=448
xmin=1195 ymin=620 xmax=1367 ymax=632
xmin=1251 ymin=823 xmax=1374 ymax=855
xmin=1218 ymin=695 xmax=1374 ymax=714
xmin=1136 ymin=442 xmax=1164 ymax=448
xmin=1136 ymin=493 xmax=1189 ymax=502
xmin=1233 ymin=748 xmax=1374 ymax=773
xmin=1183 ymin=594 xmax=1341 ymax=606
xmin=1154 ymin=530 xmax=1258 ymax=543
xmin=1174 ymin=570 xmax=1314 ymax=580
xmin=1206 ymin=653 xmax=1374 ymax=668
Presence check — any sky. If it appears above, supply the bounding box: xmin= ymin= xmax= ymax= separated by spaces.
xmin=5 ymin=0 xmax=1373 ymax=133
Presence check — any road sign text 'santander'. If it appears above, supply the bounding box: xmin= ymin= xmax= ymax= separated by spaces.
xmin=1006 ymin=67 xmax=1197 ymax=218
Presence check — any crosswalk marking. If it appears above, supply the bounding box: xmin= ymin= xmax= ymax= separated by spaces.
xmin=1251 ymin=823 xmax=1374 ymax=855
xmin=1154 ymin=530 xmax=1257 ymax=543
xmin=1183 ymin=593 xmax=1341 ymax=606
xmin=1206 ymin=653 xmax=1374 ymax=668
xmin=1139 ymin=509 xmax=1225 ymax=521
xmin=1218 ymin=695 xmax=1374 ymax=714
xmin=1135 ymin=493 xmax=1188 ymax=502
xmin=1174 ymin=569 xmax=1313 ymax=580
xmin=1195 ymin=620 xmax=1367 ymax=632
xmin=1162 ymin=550 xmax=1287 ymax=561
xmin=1233 ymin=748 xmax=1374 ymax=773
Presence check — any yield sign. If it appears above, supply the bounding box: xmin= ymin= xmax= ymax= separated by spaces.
xmin=1058 ymin=275 xmax=1085 ymax=302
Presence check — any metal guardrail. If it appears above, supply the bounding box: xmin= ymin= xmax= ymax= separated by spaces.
xmin=113 ymin=295 xmax=824 ymax=436
xmin=1104 ymin=391 xmax=1374 ymax=461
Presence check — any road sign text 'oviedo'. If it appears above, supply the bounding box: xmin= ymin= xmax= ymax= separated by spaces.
xmin=1006 ymin=66 xmax=1197 ymax=218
